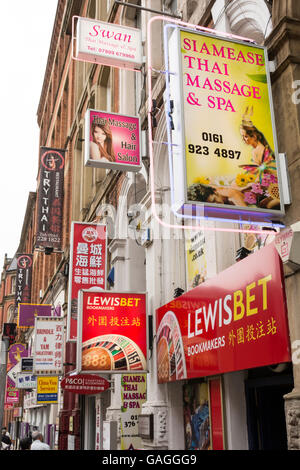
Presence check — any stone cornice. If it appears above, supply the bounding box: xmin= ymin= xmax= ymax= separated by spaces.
xmin=266 ymin=16 xmax=300 ymax=80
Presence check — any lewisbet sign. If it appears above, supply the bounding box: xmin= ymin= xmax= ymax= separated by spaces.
xmin=156 ymin=243 xmax=291 ymax=383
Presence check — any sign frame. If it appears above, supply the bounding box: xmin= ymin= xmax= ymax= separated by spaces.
xmin=76 ymin=289 xmax=148 ymax=375
xmin=138 ymin=414 xmax=154 ymax=441
xmin=36 ymin=376 xmax=59 ymax=404
xmin=156 ymin=243 xmax=291 ymax=383
xmin=72 ymin=16 xmax=143 ymax=72
xmin=33 ymin=317 xmax=64 ymax=376
xmin=166 ymin=25 xmax=285 ymax=225
xmin=84 ymin=108 xmax=142 ymax=172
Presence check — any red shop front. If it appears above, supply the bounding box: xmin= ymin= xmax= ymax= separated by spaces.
xmin=156 ymin=243 xmax=292 ymax=450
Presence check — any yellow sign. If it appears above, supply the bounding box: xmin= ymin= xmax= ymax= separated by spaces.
xmin=37 ymin=376 xmax=58 ymax=404
xmin=170 ymin=28 xmax=283 ymax=220
xmin=120 ymin=374 xmax=146 ymax=450
xmin=185 ymin=230 xmax=207 ymax=290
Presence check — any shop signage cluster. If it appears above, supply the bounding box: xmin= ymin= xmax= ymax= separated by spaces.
xmin=15 ymin=254 xmax=33 ymax=307
xmin=33 ymin=317 xmax=64 ymax=375
xmin=167 ymin=26 xmax=284 ymax=224
xmin=85 ymin=109 xmax=141 ymax=172
xmin=156 ymin=243 xmax=290 ymax=383
xmin=67 ymin=222 xmax=107 ymax=341
xmin=76 ymin=291 xmax=147 ymax=374
xmin=17 ymin=303 xmax=52 ymax=328
xmin=35 ymin=147 xmax=65 ymax=250
xmin=74 ymin=16 xmax=142 ymax=71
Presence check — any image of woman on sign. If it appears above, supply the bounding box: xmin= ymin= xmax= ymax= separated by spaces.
xmin=90 ymin=121 xmax=115 ymax=163
xmin=238 ymin=106 xmax=280 ymax=210
xmin=239 ymin=106 xmax=277 ymax=179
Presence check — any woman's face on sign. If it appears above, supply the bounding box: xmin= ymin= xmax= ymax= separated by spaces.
xmin=93 ymin=126 xmax=107 ymax=146
xmin=240 ymin=128 xmax=258 ymax=147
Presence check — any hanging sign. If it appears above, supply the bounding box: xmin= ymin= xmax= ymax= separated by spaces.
xmin=16 ymin=373 xmax=36 ymax=389
xmin=156 ymin=243 xmax=290 ymax=383
xmin=36 ymin=376 xmax=58 ymax=404
xmin=18 ymin=303 xmax=52 ymax=328
xmin=67 ymin=222 xmax=107 ymax=341
xmin=5 ymin=378 xmax=19 ymax=404
xmin=73 ymin=16 xmax=142 ymax=71
xmin=33 ymin=317 xmax=64 ymax=375
xmin=15 ymin=254 xmax=33 ymax=308
xmin=167 ymin=26 xmax=284 ymax=224
xmin=35 ymin=147 xmax=65 ymax=250
xmin=85 ymin=109 xmax=141 ymax=172
xmin=77 ymin=291 xmax=147 ymax=374
xmin=61 ymin=374 xmax=110 ymax=394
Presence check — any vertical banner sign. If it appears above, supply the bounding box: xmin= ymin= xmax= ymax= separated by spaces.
xmin=156 ymin=243 xmax=290 ymax=383
xmin=5 ymin=343 xmax=28 ymax=406
xmin=67 ymin=222 xmax=107 ymax=341
xmin=33 ymin=317 xmax=64 ymax=375
xmin=35 ymin=147 xmax=65 ymax=250
xmin=120 ymin=374 xmax=147 ymax=450
xmin=85 ymin=109 xmax=141 ymax=172
xmin=95 ymin=397 xmax=101 ymax=450
xmin=77 ymin=291 xmax=147 ymax=373
xmin=168 ymin=27 xmax=284 ymax=223
xmin=15 ymin=254 xmax=33 ymax=308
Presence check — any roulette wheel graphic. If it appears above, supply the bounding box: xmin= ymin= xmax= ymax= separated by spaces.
xmin=82 ymin=334 xmax=146 ymax=372
xmin=157 ymin=311 xmax=186 ymax=383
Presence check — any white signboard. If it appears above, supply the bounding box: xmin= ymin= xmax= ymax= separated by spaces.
xmin=74 ymin=17 xmax=142 ymax=71
xmin=274 ymin=227 xmax=294 ymax=263
xmin=33 ymin=317 xmax=64 ymax=375
xmin=16 ymin=373 xmax=36 ymax=389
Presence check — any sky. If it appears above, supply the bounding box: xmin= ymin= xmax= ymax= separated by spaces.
xmin=0 ymin=1 xmax=58 ymax=267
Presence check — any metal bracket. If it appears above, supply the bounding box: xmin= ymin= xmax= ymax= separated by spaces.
xmin=113 ymin=1 xmax=182 ymax=19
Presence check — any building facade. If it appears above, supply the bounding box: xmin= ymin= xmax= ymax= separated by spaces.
xmin=1 ymin=0 xmax=300 ymax=451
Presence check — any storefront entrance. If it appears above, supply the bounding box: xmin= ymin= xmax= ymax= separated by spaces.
xmin=245 ymin=366 xmax=293 ymax=450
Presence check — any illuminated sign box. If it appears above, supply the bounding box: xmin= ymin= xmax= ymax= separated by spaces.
xmin=85 ymin=109 xmax=142 ymax=172
xmin=77 ymin=290 xmax=148 ymax=374
xmin=73 ymin=16 xmax=142 ymax=71
xmin=156 ymin=243 xmax=291 ymax=383
xmin=67 ymin=222 xmax=107 ymax=341
xmin=166 ymin=26 xmax=285 ymax=225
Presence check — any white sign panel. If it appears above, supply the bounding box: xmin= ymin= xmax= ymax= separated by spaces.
xmin=16 ymin=373 xmax=36 ymax=389
xmin=74 ymin=17 xmax=142 ymax=71
xmin=33 ymin=317 xmax=64 ymax=375
xmin=274 ymin=227 xmax=294 ymax=263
